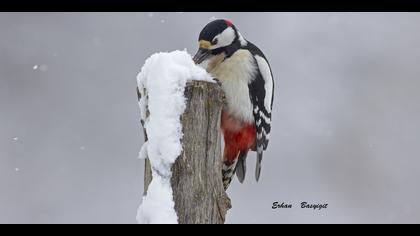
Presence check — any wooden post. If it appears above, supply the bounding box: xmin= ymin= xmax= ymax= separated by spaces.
xmin=143 ymin=80 xmax=231 ymax=224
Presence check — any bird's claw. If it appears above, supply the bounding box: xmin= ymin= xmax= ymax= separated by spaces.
xmin=213 ymin=78 xmax=222 ymax=86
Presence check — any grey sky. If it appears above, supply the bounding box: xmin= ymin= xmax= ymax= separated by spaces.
xmin=1 ymin=12 xmax=420 ymax=223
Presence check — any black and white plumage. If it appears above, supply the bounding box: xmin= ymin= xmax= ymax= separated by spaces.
xmin=193 ymin=19 xmax=274 ymax=189
xmin=245 ymin=42 xmax=274 ymax=180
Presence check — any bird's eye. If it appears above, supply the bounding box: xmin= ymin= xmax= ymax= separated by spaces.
xmin=212 ymin=38 xmax=218 ymax=45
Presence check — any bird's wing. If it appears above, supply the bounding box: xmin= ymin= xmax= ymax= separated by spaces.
xmin=248 ymin=53 xmax=274 ymax=181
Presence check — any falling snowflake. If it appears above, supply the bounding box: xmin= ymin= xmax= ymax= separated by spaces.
xmin=15 ymin=168 xmax=19 ymax=172
xmin=12 ymin=137 xmax=18 ymax=141
xmin=33 ymin=65 xmax=38 ymax=70
xmin=148 ymin=12 xmax=154 ymax=18
xmin=160 ymin=19 xmax=165 ymax=23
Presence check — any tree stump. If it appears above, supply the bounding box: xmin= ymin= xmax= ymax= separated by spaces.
xmin=143 ymin=80 xmax=231 ymax=224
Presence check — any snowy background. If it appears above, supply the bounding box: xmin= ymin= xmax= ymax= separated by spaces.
xmin=1 ymin=12 xmax=420 ymax=224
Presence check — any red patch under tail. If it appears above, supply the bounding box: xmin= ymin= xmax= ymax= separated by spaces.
xmin=221 ymin=111 xmax=256 ymax=189
xmin=221 ymin=111 xmax=256 ymax=163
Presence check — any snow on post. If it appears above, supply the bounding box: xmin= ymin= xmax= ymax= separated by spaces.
xmin=136 ymin=50 xmax=213 ymax=224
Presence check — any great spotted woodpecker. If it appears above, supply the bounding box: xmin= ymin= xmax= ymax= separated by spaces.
xmin=193 ymin=19 xmax=274 ymax=189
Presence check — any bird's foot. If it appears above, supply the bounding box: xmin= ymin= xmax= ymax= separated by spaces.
xmin=213 ymin=78 xmax=222 ymax=87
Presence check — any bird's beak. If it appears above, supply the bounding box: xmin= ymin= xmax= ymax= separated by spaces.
xmin=193 ymin=48 xmax=211 ymax=64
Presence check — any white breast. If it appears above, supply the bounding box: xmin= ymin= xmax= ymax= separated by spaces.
xmin=207 ymin=49 xmax=257 ymax=123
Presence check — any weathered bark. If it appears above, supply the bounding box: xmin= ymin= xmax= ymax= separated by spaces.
xmin=143 ymin=80 xmax=231 ymax=224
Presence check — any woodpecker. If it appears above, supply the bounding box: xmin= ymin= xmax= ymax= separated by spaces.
xmin=193 ymin=19 xmax=274 ymax=189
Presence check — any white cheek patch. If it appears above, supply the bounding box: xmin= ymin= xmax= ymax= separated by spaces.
xmin=210 ymin=27 xmax=235 ymax=49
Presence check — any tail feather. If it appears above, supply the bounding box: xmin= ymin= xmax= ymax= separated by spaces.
xmin=222 ymin=154 xmax=239 ymax=190
xmin=235 ymin=151 xmax=248 ymax=183
xmin=255 ymin=151 xmax=263 ymax=181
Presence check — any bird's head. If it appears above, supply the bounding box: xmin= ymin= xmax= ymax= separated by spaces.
xmin=193 ymin=19 xmax=244 ymax=65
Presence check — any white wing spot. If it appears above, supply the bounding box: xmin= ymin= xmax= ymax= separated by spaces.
xmin=259 ymin=111 xmax=271 ymax=124
xmin=254 ymin=106 xmax=259 ymax=114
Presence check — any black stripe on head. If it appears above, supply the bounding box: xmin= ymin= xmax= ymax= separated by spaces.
xmin=199 ymin=19 xmax=229 ymax=42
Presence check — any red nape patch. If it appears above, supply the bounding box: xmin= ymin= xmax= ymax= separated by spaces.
xmin=224 ymin=19 xmax=233 ymax=27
